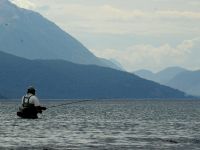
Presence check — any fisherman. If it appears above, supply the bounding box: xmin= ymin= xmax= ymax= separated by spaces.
xmin=17 ymin=86 xmax=46 ymax=119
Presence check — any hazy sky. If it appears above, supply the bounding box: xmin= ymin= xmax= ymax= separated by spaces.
xmin=10 ymin=0 xmax=200 ymax=72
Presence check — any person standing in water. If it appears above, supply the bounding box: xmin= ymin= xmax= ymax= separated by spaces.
xmin=17 ymin=86 xmax=46 ymax=119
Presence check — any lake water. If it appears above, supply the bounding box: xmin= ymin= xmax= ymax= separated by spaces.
xmin=0 ymin=100 xmax=200 ymax=150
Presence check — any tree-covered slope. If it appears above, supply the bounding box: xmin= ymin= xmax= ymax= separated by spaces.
xmin=0 ymin=51 xmax=187 ymax=99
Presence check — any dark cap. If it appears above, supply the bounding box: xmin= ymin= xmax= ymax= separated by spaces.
xmin=27 ymin=86 xmax=36 ymax=94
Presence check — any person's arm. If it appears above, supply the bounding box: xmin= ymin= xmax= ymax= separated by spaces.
xmin=35 ymin=106 xmax=46 ymax=113
xmin=32 ymin=96 xmax=46 ymax=113
xmin=21 ymin=96 xmax=24 ymax=104
xmin=33 ymin=96 xmax=40 ymax=106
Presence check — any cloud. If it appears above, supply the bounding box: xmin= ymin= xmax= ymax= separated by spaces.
xmin=91 ymin=39 xmax=199 ymax=71
xmin=26 ymin=3 xmax=200 ymax=36
xmin=8 ymin=0 xmax=200 ymax=71
xmin=10 ymin=0 xmax=36 ymax=10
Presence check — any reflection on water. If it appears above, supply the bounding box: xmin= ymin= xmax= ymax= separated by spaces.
xmin=0 ymin=100 xmax=200 ymax=150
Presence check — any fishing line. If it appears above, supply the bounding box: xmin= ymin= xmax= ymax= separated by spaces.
xmin=46 ymin=99 xmax=93 ymax=109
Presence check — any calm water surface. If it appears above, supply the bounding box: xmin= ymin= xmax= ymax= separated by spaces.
xmin=0 ymin=100 xmax=200 ymax=150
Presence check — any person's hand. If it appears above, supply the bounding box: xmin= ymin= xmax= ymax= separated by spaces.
xmin=41 ymin=107 xmax=47 ymax=110
xmin=36 ymin=106 xmax=46 ymax=113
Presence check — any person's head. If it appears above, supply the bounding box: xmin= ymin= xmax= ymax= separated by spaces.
xmin=27 ymin=86 xmax=36 ymax=95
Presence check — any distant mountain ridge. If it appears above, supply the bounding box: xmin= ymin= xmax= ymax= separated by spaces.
xmin=134 ymin=69 xmax=155 ymax=81
xmin=155 ymin=67 xmax=188 ymax=84
xmin=134 ymin=67 xmax=188 ymax=84
xmin=0 ymin=0 xmax=121 ymax=70
xmin=166 ymin=70 xmax=200 ymax=97
xmin=0 ymin=51 xmax=188 ymax=99
xmin=134 ymin=67 xmax=200 ymax=97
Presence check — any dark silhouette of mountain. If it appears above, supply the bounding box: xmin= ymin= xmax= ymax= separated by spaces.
xmin=0 ymin=0 xmax=120 ymax=70
xmin=134 ymin=67 xmax=188 ymax=84
xmin=166 ymin=70 xmax=200 ymax=97
xmin=0 ymin=51 xmax=188 ymax=99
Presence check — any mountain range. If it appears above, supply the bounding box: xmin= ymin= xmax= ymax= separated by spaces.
xmin=134 ymin=67 xmax=188 ymax=84
xmin=134 ymin=67 xmax=200 ymax=97
xmin=0 ymin=51 xmax=188 ymax=99
xmin=0 ymin=0 xmax=121 ymax=70
xmin=0 ymin=0 xmax=194 ymax=99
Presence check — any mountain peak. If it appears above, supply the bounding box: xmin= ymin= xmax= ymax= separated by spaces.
xmin=157 ymin=66 xmax=187 ymax=74
xmin=0 ymin=0 xmax=121 ymax=70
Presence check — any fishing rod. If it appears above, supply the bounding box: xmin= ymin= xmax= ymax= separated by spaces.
xmin=46 ymin=99 xmax=93 ymax=109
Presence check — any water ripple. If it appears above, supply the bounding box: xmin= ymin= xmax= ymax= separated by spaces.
xmin=0 ymin=100 xmax=200 ymax=150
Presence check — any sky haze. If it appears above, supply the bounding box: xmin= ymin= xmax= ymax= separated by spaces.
xmin=10 ymin=0 xmax=200 ymax=72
